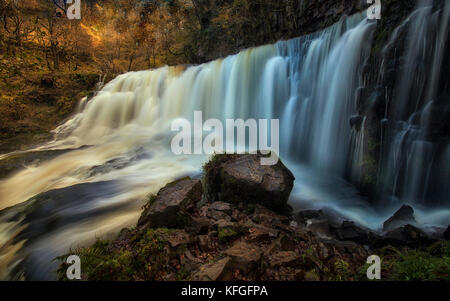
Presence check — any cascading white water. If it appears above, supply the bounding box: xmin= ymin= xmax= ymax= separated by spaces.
xmin=0 ymin=13 xmax=377 ymax=280
xmin=0 ymin=5 xmax=448 ymax=279
xmin=349 ymin=116 xmax=367 ymax=185
xmin=379 ymin=0 xmax=450 ymax=207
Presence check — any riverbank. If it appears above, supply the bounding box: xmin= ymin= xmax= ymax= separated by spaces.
xmin=57 ymin=154 xmax=450 ymax=281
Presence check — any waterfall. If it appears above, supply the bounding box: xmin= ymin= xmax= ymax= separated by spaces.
xmin=349 ymin=116 xmax=367 ymax=186
xmin=40 ymin=13 xmax=375 ymax=173
xmin=0 ymin=4 xmax=448 ymax=279
xmin=378 ymin=1 xmax=450 ymax=206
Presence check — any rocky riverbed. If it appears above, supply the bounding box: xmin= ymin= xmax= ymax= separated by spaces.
xmin=57 ymin=154 xmax=450 ymax=281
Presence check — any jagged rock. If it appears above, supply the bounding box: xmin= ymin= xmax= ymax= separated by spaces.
xmin=204 ymin=154 xmax=295 ymax=212
xmin=331 ymin=221 xmax=369 ymax=243
xmin=207 ymin=209 xmax=231 ymax=221
xmin=215 ymin=219 xmax=236 ymax=230
xmin=317 ymin=242 xmax=330 ymax=260
xmin=216 ymin=219 xmax=240 ymax=241
xmin=294 ymin=209 xmax=343 ymax=239
xmin=355 ymin=86 xmax=372 ymax=113
xmin=231 ymin=209 xmax=248 ymax=222
xmin=181 ymin=250 xmax=202 ymax=272
xmin=444 ymin=225 xmax=450 ymax=240
xmin=252 ymin=205 xmax=290 ymax=226
xmin=384 ymin=224 xmax=434 ymax=248
xmin=185 ymin=216 xmax=212 ymax=235
xmin=198 ymin=235 xmax=214 ymax=252
xmin=224 ymin=241 xmax=262 ymax=274
xmin=383 ymin=205 xmax=417 ymax=232
xmin=190 ymin=257 xmax=233 ymax=281
xmin=264 ymin=233 xmax=297 ymax=256
xmin=138 ymin=178 xmax=202 ymax=229
xmin=210 ymin=202 xmax=232 ymax=214
xmin=247 ymin=225 xmax=279 ymax=243
xmin=268 ymin=251 xmax=301 ymax=268
xmin=164 ymin=230 xmax=192 ymax=248
xmin=295 ymin=210 xmax=329 ymax=226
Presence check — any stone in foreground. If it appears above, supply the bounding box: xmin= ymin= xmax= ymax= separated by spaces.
xmin=385 ymin=224 xmax=433 ymax=248
xmin=224 ymin=241 xmax=262 ymax=274
xmin=190 ymin=257 xmax=232 ymax=281
xmin=204 ymin=154 xmax=295 ymax=212
xmin=383 ymin=205 xmax=417 ymax=232
xmin=138 ymin=177 xmax=202 ymax=229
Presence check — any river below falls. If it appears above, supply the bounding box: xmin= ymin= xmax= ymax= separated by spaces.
xmin=0 ymin=3 xmax=449 ymax=280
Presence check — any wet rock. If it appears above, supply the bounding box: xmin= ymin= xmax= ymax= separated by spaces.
xmin=384 ymin=224 xmax=434 ymax=248
xmin=307 ymin=221 xmax=335 ymax=238
xmin=350 ymin=115 xmax=365 ymax=130
xmin=295 ymin=210 xmax=328 ymax=226
xmin=224 ymin=241 xmax=262 ymax=274
xmin=0 ymin=149 xmax=72 ymax=179
xmin=294 ymin=209 xmax=343 ymax=239
xmin=138 ymin=178 xmax=202 ymax=229
xmin=204 ymin=154 xmax=295 ymax=212
xmin=331 ymin=221 xmax=369 ymax=243
xmin=383 ymin=205 xmax=417 ymax=232
xmin=190 ymin=257 xmax=233 ymax=281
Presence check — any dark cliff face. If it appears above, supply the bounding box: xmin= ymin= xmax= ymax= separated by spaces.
xmin=350 ymin=0 xmax=418 ymax=199
xmin=197 ymin=0 xmax=449 ymax=205
xmin=356 ymin=0 xmax=450 ymax=204
xmin=193 ymin=0 xmax=369 ymax=63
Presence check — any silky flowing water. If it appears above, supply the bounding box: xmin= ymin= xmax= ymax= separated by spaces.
xmin=0 ymin=4 xmax=448 ymax=280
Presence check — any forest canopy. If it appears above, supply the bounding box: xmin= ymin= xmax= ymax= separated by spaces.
xmin=0 ymin=0 xmax=328 ymax=73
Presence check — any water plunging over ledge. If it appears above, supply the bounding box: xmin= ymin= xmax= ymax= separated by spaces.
xmin=0 ymin=5 xmax=448 ymax=280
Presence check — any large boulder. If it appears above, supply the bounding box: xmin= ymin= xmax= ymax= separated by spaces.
xmin=203 ymin=154 xmax=295 ymax=212
xmin=295 ymin=210 xmax=328 ymax=226
xmin=383 ymin=205 xmax=417 ymax=232
xmin=384 ymin=224 xmax=434 ymax=248
xmin=331 ymin=221 xmax=370 ymax=243
xmin=138 ymin=177 xmax=202 ymax=229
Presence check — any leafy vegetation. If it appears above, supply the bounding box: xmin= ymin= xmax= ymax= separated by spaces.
xmin=57 ymin=228 xmax=177 ymax=281
xmin=379 ymin=242 xmax=450 ymax=281
xmin=352 ymin=241 xmax=450 ymax=281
